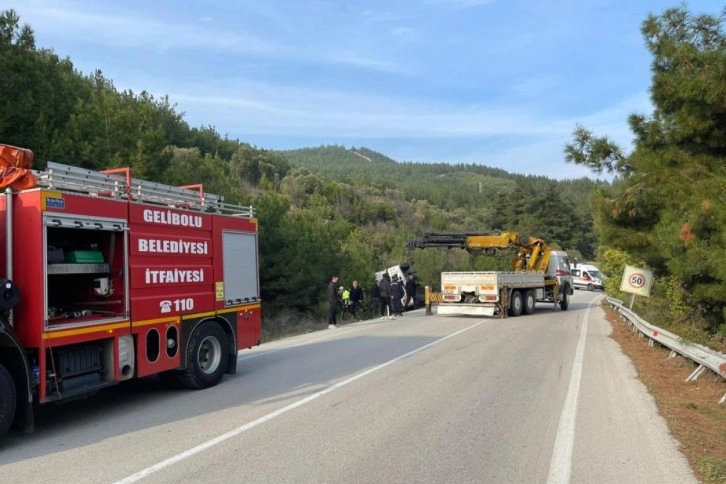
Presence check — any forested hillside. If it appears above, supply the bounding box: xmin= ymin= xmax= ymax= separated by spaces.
xmin=281 ymin=145 xmax=602 ymax=255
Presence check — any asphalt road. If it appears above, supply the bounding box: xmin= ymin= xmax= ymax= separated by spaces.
xmin=0 ymin=291 xmax=697 ymax=483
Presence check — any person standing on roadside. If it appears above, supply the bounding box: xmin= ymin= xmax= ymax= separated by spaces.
xmin=350 ymin=280 xmax=363 ymax=321
xmin=370 ymin=279 xmax=382 ymax=320
xmin=340 ymin=285 xmax=351 ymax=320
xmin=328 ymin=275 xmax=340 ymax=329
xmin=390 ymin=274 xmax=404 ymax=317
xmin=404 ymin=273 xmax=417 ymax=311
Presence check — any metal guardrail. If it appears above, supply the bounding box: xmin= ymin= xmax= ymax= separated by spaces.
xmin=606 ymin=296 xmax=726 ymax=404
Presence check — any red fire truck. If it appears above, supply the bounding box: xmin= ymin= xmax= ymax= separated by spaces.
xmin=0 ymin=144 xmax=262 ymax=439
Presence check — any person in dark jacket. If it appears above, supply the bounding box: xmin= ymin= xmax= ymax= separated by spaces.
xmin=379 ymin=273 xmax=392 ymax=319
xmin=327 ymin=275 xmax=339 ymax=328
xmin=370 ymin=279 xmax=382 ymax=319
xmin=404 ymin=273 xmax=417 ymax=311
xmin=350 ymin=280 xmax=363 ymax=321
xmin=390 ymin=274 xmax=404 ymax=317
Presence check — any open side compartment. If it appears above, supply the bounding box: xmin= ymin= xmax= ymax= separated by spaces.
xmin=44 ymin=214 xmax=128 ymax=328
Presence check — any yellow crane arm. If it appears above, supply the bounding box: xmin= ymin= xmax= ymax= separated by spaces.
xmin=406 ymin=232 xmax=552 ymax=272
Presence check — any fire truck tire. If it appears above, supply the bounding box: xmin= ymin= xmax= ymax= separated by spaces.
xmin=523 ymin=290 xmax=536 ymax=315
xmin=0 ymin=363 xmax=16 ymax=440
xmin=560 ymin=287 xmax=570 ymax=311
xmin=178 ymin=322 xmax=229 ymax=390
xmin=508 ymin=290 xmax=523 ymax=317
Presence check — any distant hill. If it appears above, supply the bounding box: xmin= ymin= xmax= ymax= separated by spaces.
xmin=280 ymin=145 xmax=396 ymax=168
xmin=278 ymin=145 xmax=603 ymax=215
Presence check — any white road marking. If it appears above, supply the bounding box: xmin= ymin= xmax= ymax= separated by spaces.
xmin=115 ymin=320 xmax=487 ymax=483
xmin=546 ymin=298 xmax=596 ymax=484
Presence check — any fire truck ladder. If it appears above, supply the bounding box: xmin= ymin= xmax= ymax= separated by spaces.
xmin=36 ymin=162 xmax=255 ymax=217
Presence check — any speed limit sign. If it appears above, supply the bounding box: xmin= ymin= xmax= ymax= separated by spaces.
xmin=620 ymin=265 xmax=653 ymax=297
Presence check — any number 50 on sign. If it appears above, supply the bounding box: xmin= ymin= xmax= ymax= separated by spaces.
xmin=620 ymin=265 xmax=653 ymax=297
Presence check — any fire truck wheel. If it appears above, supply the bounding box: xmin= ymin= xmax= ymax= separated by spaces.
xmin=0 ymin=363 xmax=16 ymax=439
xmin=179 ymin=322 xmax=229 ymax=390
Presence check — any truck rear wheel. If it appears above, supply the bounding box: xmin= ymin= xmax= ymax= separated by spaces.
xmin=560 ymin=287 xmax=570 ymax=311
xmin=178 ymin=322 xmax=230 ymax=390
xmin=0 ymin=363 xmax=16 ymax=440
xmin=508 ymin=291 xmax=523 ymax=317
xmin=523 ymin=290 xmax=535 ymax=315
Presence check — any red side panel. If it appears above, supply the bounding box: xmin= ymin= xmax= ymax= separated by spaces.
xmin=8 ymin=191 xmax=47 ymax=347
xmin=133 ymin=319 xmax=181 ymax=378
xmin=128 ymin=204 xmax=215 ymax=322
xmin=44 ymin=192 xmax=128 ymax=219
xmin=236 ymin=305 xmax=261 ymax=349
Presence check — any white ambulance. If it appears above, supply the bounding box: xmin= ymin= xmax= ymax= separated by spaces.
xmin=571 ymin=263 xmax=605 ymax=291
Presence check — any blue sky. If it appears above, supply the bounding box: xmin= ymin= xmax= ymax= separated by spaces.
xmin=9 ymin=0 xmax=720 ymax=179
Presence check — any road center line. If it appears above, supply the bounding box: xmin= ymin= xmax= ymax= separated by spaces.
xmin=115 ymin=320 xmax=487 ymax=483
xmin=547 ymin=302 xmax=592 ymax=484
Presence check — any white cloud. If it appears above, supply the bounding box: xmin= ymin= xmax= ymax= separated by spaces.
xmin=466 ymin=137 xmax=607 ymax=180
xmin=321 ymin=51 xmax=411 ymax=74
xmin=164 ymin=80 xmax=560 ymax=138
xmin=20 ymin=5 xmax=280 ymax=53
xmin=16 ymin=3 xmax=407 ymax=73
xmin=145 ymin=76 xmax=648 ymax=147
xmin=509 ymin=76 xmax=562 ymax=98
xmin=389 ymin=26 xmax=421 ymax=43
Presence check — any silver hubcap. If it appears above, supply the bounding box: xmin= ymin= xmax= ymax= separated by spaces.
xmin=197 ymin=336 xmax=222 ymax=374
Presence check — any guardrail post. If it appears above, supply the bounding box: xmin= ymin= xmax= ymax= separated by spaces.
xmin=685 ymin=364 xmax=706 ymax=383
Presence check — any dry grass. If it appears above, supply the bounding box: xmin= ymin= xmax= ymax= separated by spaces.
xmin=260 ymin=310 xmax=325 ymax=343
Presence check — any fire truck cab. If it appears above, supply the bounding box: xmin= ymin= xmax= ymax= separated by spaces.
xmin=0 ymin=144 xmax=262 ymax=439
